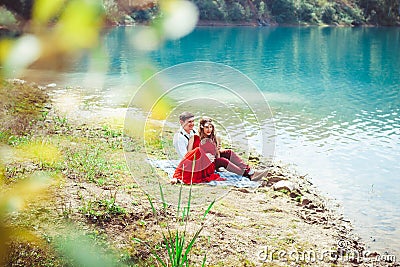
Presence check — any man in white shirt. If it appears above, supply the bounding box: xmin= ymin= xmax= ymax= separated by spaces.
xmin=173 ymin=111 xmax=196 ymax=159
xmin=172 ymin=112 xmax=265 ymax=181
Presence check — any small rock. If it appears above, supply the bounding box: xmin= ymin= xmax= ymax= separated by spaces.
xmin=306 ymin=203 xmax=318 ymax=209
xmin=249 ymin=155 xmax=259 ymax=161
xmin=301 ymin=198 xmax=312 ymax=206
xmin=265 ymin=176 xmax=285 ymax=186
xmin=46 ymin=83 xmax=57 ymax=88
xmin=236 ymin=188 xmax=251 ymax=193
xmin=272 ymin=180 xmax=296 ymax=192
xmin=11 ymin=79 xmax=26 ymax=84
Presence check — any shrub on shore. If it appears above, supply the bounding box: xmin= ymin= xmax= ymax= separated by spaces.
xmin=107 ymin=0 xmax=399 ymax=26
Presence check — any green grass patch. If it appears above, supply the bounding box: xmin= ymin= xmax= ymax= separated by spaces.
xmin=62 ymin=144 xmax=123 ymax=185
xmin=79 ymin=196 xmax=126 ymax=222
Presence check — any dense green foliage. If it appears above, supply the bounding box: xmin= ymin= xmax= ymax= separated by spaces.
xmin=114 ymin=0 xmax=400 ymax=26
xmin=128 ymin=0 xmax=399 ymax=26
xmin=190 ymin=0 xmax=399 ymax=25
xmin=0 ymin=0 xmax=399 ymax=28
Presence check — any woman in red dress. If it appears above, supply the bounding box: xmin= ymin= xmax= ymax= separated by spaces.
xmin=173 ymin=117 xmax=223 ymax=184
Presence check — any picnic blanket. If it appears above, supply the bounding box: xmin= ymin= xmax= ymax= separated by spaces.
xmin=147 ymin=158 xmax=260 ymax=188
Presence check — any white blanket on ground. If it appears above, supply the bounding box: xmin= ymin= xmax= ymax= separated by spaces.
xmin=147 ymin=158 xmax=260 ymax=189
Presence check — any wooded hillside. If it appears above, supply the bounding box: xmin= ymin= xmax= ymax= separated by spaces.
xmin=190 ymin=0 xmax=400 ymax=26
xmin=0 ymin=0 xmax=399 ymax=29
xmin=123 ymin=0 xmax=400 ymax=26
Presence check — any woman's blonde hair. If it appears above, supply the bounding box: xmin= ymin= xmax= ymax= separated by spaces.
xmin=198 ymin=117 xmax=217 ymax=145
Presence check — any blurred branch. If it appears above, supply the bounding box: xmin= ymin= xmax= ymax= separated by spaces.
xmin=0 ymin=0 xmax=106 ymax=78
xmin=0 ymin=0 xmax=34 ymax=22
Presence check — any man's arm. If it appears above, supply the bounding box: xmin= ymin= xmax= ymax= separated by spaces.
xmin=187 ymin=135 xmax=195 ymax=152
xmin=173 ymin=133 xmax=188 ymax=159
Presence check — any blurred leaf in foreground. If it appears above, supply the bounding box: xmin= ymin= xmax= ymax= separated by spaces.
xmin=0 ymin=0 xmax=106 ymax=78
xmin=0 ymin=171 xmax=50 ymax=265
xmin=52 ymin=229 xmax=120 ymax=267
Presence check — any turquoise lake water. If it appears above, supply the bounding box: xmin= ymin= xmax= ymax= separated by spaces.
xmin=25 ymin=26 xmax=400 ymax=256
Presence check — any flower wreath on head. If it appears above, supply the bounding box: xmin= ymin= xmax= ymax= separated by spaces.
xmin=200 ymin=118 xmax=213 ymax=128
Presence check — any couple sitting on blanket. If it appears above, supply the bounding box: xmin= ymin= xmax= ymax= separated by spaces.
xmin=171 ymin=111 xmax=265 ymax=184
